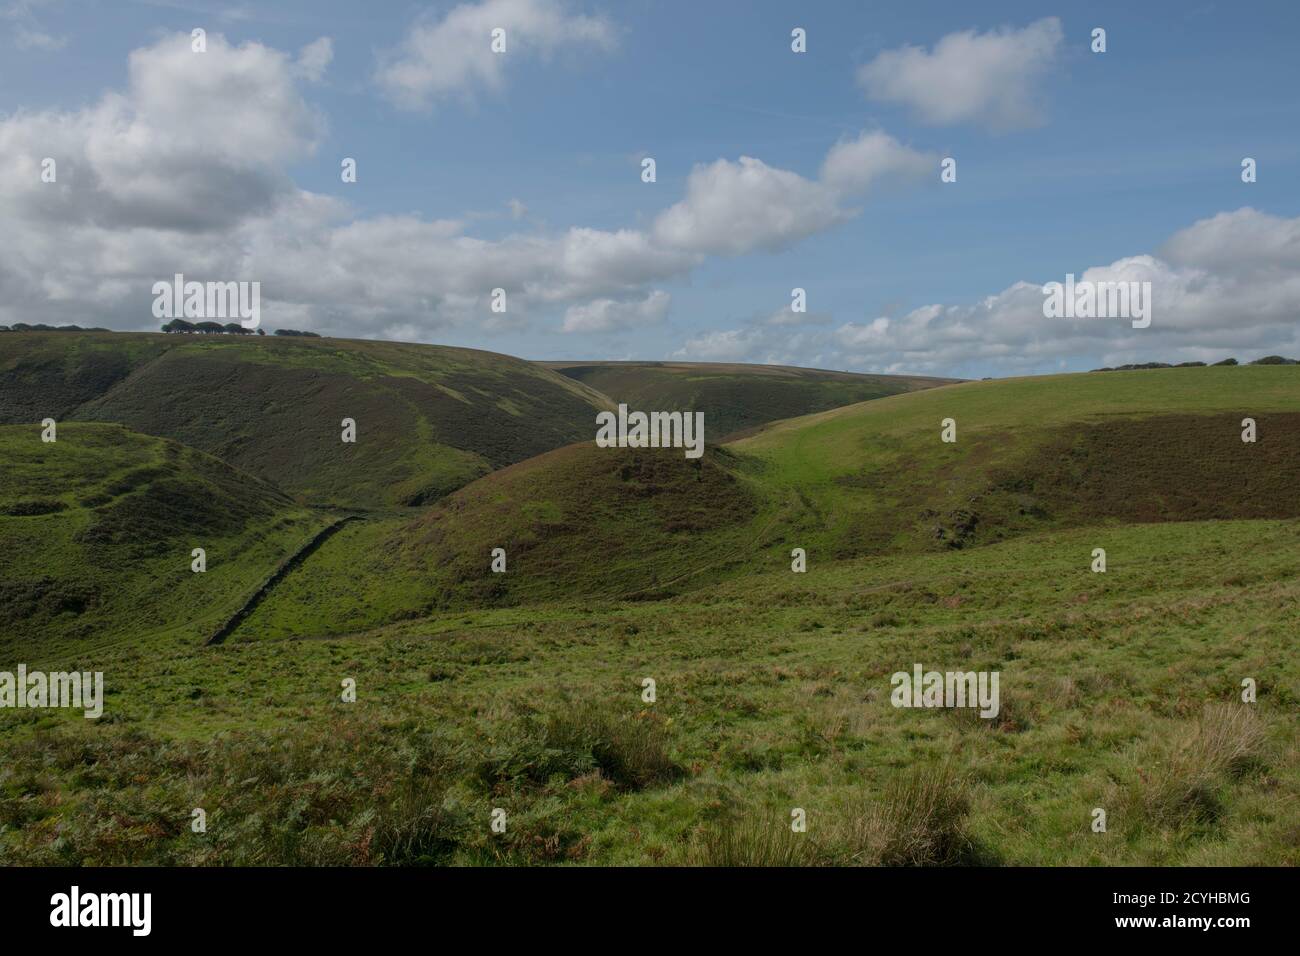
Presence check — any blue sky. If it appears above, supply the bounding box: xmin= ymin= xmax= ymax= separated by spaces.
xmin=1 ymin=0 xmax=1297 ymax=378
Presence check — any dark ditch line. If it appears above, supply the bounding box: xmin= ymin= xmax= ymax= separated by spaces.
xmin=204 ymin=515 xmax=365 ymax=646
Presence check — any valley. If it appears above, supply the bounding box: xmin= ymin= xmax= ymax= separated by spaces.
xmin=0 ymin=332 xmax=1295 ymax=866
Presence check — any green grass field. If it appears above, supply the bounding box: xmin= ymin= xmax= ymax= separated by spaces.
xmin=2 ymin=517 xmax=1294 ymax=865
xmin=0 ymin=337 xmax=1296 ymax=866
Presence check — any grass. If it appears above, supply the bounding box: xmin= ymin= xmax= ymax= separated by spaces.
xmin=1122 ymin=703 xmax=1269 ymax=829
xmin=234 ymin=365 xmax=1300 ymax=638
xmin=2 ymin=332 xmax=615 ymax=508
xmin=689 ymin=761 xmax=976 ymax=866
xmin=0 ymin=362 xmax=1296 ymax=866
xmin=1 ymin=516 xmax=1295 ymax=865
xmin=0 ymin=422 xmax=319 ymax=649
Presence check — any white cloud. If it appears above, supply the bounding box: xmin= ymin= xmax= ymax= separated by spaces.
xmin=562 ymin=290 xmax=670 ymax=333
xmin=820 ymin=130 xmax=934 ymax=196
xmin=0 ymin=30 xmax=946 ymax=350
xmin=764 ymin=307 xmax=832 ymax=328
xmin=294 ymin=37 xmax=333 ymax=82
xmin=652 ymin=156 xmax=847 ymax=256
xmin=0 ymin=32 xmax=696 ymax=337
xmin=0 ymin=32 xmax=323 ymax=233
xmin=673 ymin=208 xmax=1300 ymax=375
xmin=857 ymin=17 xmax=1062 ymax=129
xmin=375 ymin=0 xmax=616 ymax=110
xmin=14 ymin=24 xmax=61 ymax=49
xmin=3 ymin=0 xmax=65 ymax=51
xmin=652 ymin=132 xmax=934 ymax=258
xmin=672 ymin=328 xmax=763 ymax=362
xmin=1160 ymin=207 xmax=1300 ymax=277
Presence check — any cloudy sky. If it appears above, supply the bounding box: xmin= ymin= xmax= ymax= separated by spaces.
xmin=1 ymin=0 xmax=1297 ymax=378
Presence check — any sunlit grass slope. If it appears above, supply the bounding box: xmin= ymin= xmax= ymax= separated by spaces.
xmin=733 ymin=364 xmax=1300 ymax=559
xmin=0 ymin=423 xmax=320 ymax=650
xmin=3 ymin=517 xmax=1295 ymax=865
xmin=236 ymin=365 xmax=1300 ymax=639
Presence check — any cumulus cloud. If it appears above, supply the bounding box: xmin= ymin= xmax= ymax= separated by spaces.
xmin=857 ymin=17 xmax=1062 ymax=129
xmin=0 ymin=31 xmax=696 ymax=336
xmin=652 ymin=156 xmax=846 ymax=256
xmin=653 ymin=131 xmax=933 ymax=258
xmin=672 ymin=325 xmax=831 ymax=368
xmin=0 ymin=32 xmax=326 ymax=232
xmin=374 ymin=0 xmax=616 ymax=110
xmin=819 ymin=130 xmax=934 ymax=196
xmin=0 ymin=30 xmax=940 ymax=347
xmin=764 ymin=307 xmax=832 ymax=328
xmin=674 ymin=208 xmax=1300 ymax=375
xmin=562 ymin=290 xmax=670 ymax=333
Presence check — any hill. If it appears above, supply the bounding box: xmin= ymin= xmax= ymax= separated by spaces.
xmin=230 ymin=364 xmax=1300 ymax=639
xmin=0 ymin=422 xmax=319 ymax=650
xmin=0 ymin=332 xmax=613 ymax=508
xmin=2 ymin=364 xmax=1296 ymax=868
xmin=543 ymin=360 xmax=956 ymax=438
xmin=733 ymin=363 xmax=1300 ymax=559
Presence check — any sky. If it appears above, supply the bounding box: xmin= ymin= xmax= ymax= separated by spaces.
xmin=1 ymin=0 xmax=1297 ymax=378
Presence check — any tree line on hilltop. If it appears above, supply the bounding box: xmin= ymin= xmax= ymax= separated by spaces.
xmin=0 ymin=321 xmax=321 ymax=337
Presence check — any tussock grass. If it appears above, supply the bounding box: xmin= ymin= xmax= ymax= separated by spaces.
xmin=831 ymin=762 xmax=978 ymax=866
xmin=1125 ymin=704 xmax=1269 ymax=827
xmin=690 ymin=762 xmax=977 ymax=867
xmin=477 ymin=701 xmax=680 ymax=792
xmin=689 ymin=818 xmax=816 ymax=867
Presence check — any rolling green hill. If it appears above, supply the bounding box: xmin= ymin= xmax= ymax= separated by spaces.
xmin=0 ymin=422 xmax=319 ymax=650
xmin=230 ymin=364 xmax=1300 ymax=640
xmin=543 ymin=360 xmax=956 ymax=438
xmin=1 ymin=332 xmax=614 ymax=508
xmin=733 ymin=363 xmax=1300 ymax=559
xmin=1 ymin=362 xmax=1296 ymax=868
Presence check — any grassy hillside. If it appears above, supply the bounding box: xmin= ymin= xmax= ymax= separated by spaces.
xmin=229 ymin=442 xmax=759 ymax=640
xmin=233 ymin=364 xmax=1300 ymax=639
xmin=0 ymin=361 xmax=1295 ymax=868
xmin=734 ymin=364 xmax=1300 ymax=560
xmin=0 ymin=333 xmax=173 ymax=424
xmin=0 ymin=422 xmax=320 ymax=649
xmin=544 ymin=360 xmax=955 ymax=438
xmin=0 ymin=332 xmax=614 ymax=507
xmin=3 ymin=516 xmax=1294 ymax=865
